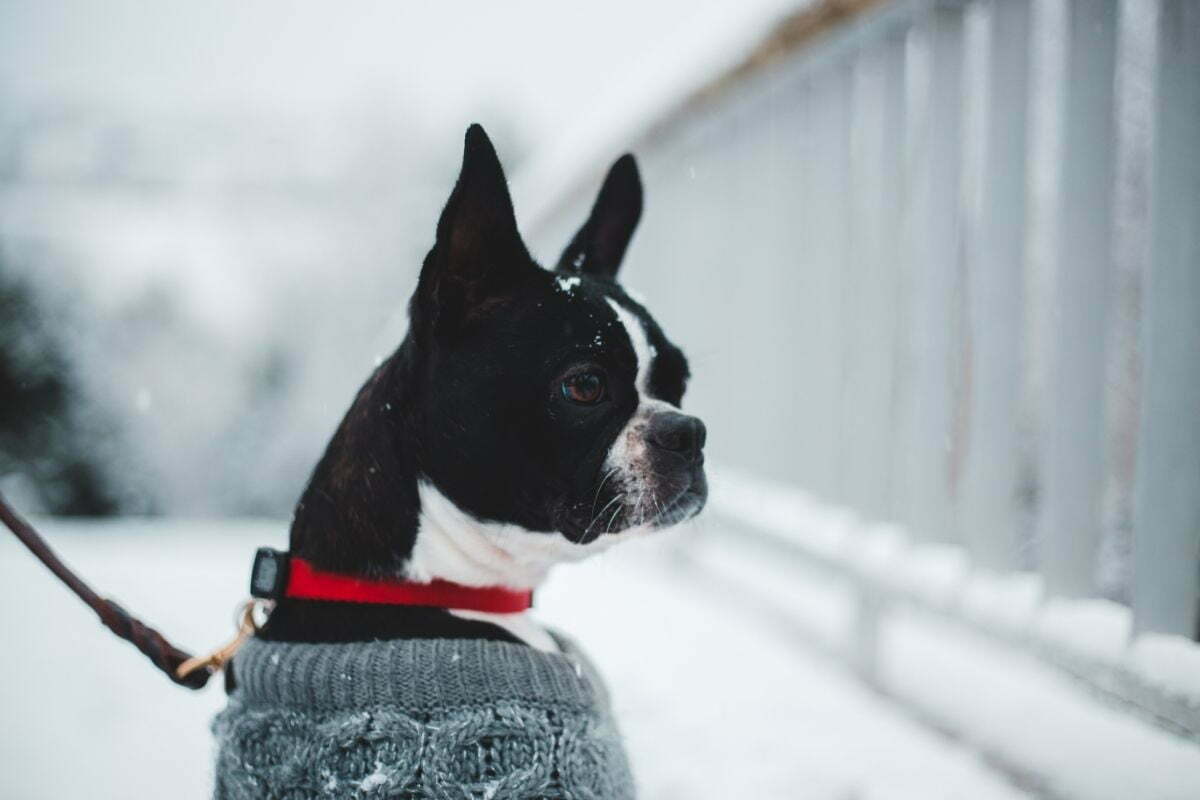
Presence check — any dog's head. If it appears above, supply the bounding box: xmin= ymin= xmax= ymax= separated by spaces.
xmin=411 ymin=125 xmax=706 ymax=545
xmin=291 ymin=125 xmax=706 ymax=579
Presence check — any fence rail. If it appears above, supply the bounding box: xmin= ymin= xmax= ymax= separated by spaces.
xmin=521 ymin=0 xmax=1200 ymax=760
xmin=703 ymin=468 xmax=1200 ymax=741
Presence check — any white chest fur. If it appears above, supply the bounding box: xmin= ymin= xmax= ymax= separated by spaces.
xmin=407 ymin=481 xmax=651 ymax=650
xmin=407 ymin=480 xmax=639 ymax=588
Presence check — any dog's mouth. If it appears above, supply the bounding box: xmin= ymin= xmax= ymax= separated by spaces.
xmin=559 ymin=465 xmax=707 ymax=544
xmin=650 ymin=470 xmax=708 ymax=528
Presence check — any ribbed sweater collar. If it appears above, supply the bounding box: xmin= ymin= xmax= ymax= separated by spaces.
xmin=232 ymin=635 xmax=606 ymax=713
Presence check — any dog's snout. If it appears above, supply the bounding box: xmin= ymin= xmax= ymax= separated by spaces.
xmin=647 ymin=412 xmax=706 ymax=463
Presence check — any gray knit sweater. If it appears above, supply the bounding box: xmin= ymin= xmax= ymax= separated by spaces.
xmin=212 ymin=634 xmax=635 ymax=799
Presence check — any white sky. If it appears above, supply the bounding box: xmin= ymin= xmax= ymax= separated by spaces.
xmin=0 ymin=0 xmax=778 ymax=148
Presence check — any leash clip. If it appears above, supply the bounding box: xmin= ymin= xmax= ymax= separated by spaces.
xmin=176 ymin=548 xmax=286 ymax=681
xmin=175 ymin=599 xmax=268 ymax=681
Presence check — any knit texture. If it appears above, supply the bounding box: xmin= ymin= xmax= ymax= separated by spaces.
xmin=212 ymin=633 xmax=635 ymax=799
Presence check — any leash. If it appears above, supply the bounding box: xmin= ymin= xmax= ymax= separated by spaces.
xmin=0 ymin=490 xmax=242 ymax=689
xmin=1 ymin=491 xmax=534 ymax=688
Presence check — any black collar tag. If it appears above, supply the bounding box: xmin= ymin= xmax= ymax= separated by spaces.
xmin=249 ymin=548 xmax=290 ymax=600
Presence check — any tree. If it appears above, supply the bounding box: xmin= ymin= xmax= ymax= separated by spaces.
xmin=0 ymin=256 xmax=119 ymax=515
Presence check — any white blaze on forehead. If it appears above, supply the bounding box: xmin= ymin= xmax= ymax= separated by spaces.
xmin=601 ymin=296 xmax=671 ymax=533
xmin=606 ymin=297 xmax=657 ymax=395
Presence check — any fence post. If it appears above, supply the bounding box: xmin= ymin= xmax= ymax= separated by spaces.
xmin=810 ymin=64 xmax=853 ymax=503
xmin=1039 ymin=0 xmax=1119 ymax=598
xmin=960 ymin=0 xmax=1032 ymax=572
xmin=899 ymin=3 xmax=965 ymax=543
xmin=841 ymin=30 xmax=907 ymax=522
xmin=1132 ymin=0 xmax=1200 ymax=639
xmin=887 ymin=24 xmax=917 ymax=527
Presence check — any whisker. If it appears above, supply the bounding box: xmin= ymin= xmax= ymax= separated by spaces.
xmin=583 ymin=493 xmax=624 ymax=542
xmin=590 ymin=468 xmax=619 ymax=515
xmin=604 ymin=502 xmax=623 ymax=535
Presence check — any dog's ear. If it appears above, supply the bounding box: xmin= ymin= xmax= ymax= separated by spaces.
xmin=414 ymin=124 xmax=530 ymax=335
xmin=556 ymin=154 xmax=642 ymax=278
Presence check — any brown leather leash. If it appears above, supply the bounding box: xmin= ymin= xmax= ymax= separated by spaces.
xmin=0 ymin=490 xmax=254 ymax=690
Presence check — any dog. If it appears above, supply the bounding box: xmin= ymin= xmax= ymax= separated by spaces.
xmin=213 ymin=124 xmax=707 ymax=799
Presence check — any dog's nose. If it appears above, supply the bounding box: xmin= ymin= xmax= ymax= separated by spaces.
xmin=647 ymin=412 xmax=706 ymax=463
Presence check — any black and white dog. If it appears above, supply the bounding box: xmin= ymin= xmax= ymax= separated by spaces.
xmin=257 ymin=124 xmax=707 ymax=653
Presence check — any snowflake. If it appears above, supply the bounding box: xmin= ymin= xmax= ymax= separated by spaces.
xmin=556 ymin=275 xmax=582 ymax=294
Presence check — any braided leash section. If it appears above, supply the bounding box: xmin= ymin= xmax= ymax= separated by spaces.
xmin=99 ymin=599 xmax=212 ymax=689
xmin=0 ymin=491 xmax=212 ymax=690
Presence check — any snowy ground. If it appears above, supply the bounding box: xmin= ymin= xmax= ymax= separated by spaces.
xmin=0 ymin=517 xmax=1034 ymax=800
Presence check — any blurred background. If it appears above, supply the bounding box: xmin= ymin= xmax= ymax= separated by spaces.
xmin=0 ymin=0 xmax=786 ymax=518
xmin=2 ymin=1 xmax=1199 ymax=799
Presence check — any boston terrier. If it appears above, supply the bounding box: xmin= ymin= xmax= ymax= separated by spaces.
xmin=255 ymin=123 xmax=707 ymax=653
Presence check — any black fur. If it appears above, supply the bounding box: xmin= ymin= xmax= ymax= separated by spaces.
xmin=258 ymin=600 xmax=522 ymax=645
xmin=556 ymin=154 xmax=643 ymax=277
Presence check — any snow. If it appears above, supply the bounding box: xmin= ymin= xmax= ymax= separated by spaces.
xmin=707 ymin=466 xmax=1200 ymax=716
xmin=321 ymin=770 xmax=339 ymax=792
xmin=4 ymin=509 xmax=1198 ymax=799
xmin=882 ymin=613 xmax=1200 ymax=800
xmin=2 ymin=516 xmax=1032 ymax=800
xmin=683 ymin=523 xmax=1200 ymax=800
xmin=1128 ymin=634 xmax=1200 ymax=701
xmin=960 ymin=570 xmax=1044 ymax=634
xmin=709 ymin=467 xmax=858 ymax=559
xmin=357 ymin=762 xmax=389 ymax=792
xmin=697 ymin=468 xmax=1200 ymax=799
xmin=555 ymin=275 xmax=582 ymax=294
xmin=681 ymin=523 xmax=855 ymax=650
xmin=0 ymin=519 xmax=270 ymax=800
xmin=853 ymin=523 xmax=909 ymax=580
xmin=893 ymin=544 xmax=970 ymax=607
xmin=539 ymin=531 xmax=1031 ymax=800
xmin=1034 ymin=598 xmax=1133 ymax=664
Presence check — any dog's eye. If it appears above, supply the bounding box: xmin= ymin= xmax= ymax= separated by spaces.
xmin=561 ymin=372 xmax=606 ymax=405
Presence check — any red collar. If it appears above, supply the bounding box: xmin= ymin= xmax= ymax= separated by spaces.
xmin=283 ymin=556 xmax=533 ymax=614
